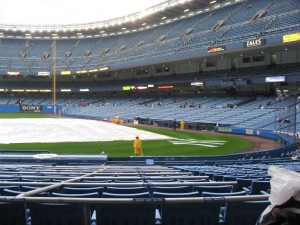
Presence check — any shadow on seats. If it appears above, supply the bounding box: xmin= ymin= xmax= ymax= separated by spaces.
xmin=161 ymin=202 xmax=222 ymax=225
xmin=95 ymin=203 xmax=156 ymax=225
xmin=223 ymin=200 xmax=270 ymax=225
xmin=29 ymin=203 xmax=90 ymax=225
xmin=0 ymin=202 xmax=27 ymax=225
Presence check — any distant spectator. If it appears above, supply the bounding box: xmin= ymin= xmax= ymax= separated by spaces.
xmin=172 ymin=119 xmax=177 ymax=131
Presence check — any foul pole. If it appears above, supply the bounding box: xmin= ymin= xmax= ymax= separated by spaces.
xmin=52 ymin=40 xmax=57 ymax=114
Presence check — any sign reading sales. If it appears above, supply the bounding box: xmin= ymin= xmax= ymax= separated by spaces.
xmin=244 ymin=38 xmax=265 ymax=48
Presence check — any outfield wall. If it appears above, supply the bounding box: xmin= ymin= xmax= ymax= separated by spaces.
xmin=0 ymin=105 xmax=57 ymax=113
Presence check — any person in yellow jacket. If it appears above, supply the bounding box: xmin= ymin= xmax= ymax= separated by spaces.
xmin=180 ymin=120 xmax=185 ymax=130
xmin=133 ymin=136 xmax=143 ymax=156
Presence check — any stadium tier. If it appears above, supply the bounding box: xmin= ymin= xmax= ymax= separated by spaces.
xmin=0 ymin=0 xmax=299 ymax=74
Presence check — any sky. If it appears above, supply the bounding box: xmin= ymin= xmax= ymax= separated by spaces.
xmin=0 ymin=0 xmax=164 ymax=25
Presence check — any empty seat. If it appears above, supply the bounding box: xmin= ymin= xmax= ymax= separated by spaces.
xmin=223 ymin=200 xmax=270 ymax=225
xmin=202 ymin=190 xmax=247 ymax=197
xmin=95 ymin=203 xmax=156 ymax=225
xmin=0 ymin=202 xmax=27 ymax=225
xmin=244 ymin=180 xmax=271 ymax=195
xmin=0 ymin=186 xmax=20 ymax=195
xmin=102 ymin=191 xmax=151 ymax=198
xmin=152 ymin=191 xmax=199 ymax=198
xmin=193 ymin=185 xmax=233 ymax=196
xmin=236 ymin=178 xmax=263 ymax=191
xmin=2 ymin=188 xmax=49 ymax=197
xmin=161 ymin=202 xmax=223 ymax=225
xmin=29 ymin=203 xmax=90 ymax=225
xmin=106 ymin=186 xmax=148 ymax=194
xmin=51 ymin=192 xmax=99 ymax=198
xmin=63 ymin=186 xmax=105 ymax=196
xmin=150 ymin=185 xmax=193 ymax=194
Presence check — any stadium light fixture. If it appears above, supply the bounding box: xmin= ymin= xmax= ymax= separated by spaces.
xmin=210 ymin=0 xmax=217 ymax=4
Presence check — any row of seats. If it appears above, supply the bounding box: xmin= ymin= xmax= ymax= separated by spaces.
xmin=0 ymin=198 xmax=269 ymax=225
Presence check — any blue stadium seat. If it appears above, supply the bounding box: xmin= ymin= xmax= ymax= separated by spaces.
xmin=101 ymin=191 xmax=151 ymax=198
xmin=95 ymin=203 xmax=156 ymax=225
xmin=150 ymin=185 xmax=193 ymax=195
xmin=29 ymin=203 xmax=90 ymax=225
xmin=160 ymin=202 xmax=223 ymax=225
xmin=105 ymin=186 xmax=148 ymax=194
xmin=152 ymin=191 xmax=199 ymax=198
xmin=63 ymin=186 xmax=105 ymax=196
xmin=193 ymin=185 xmax=233 ymax=196
xmin=223 ymin=200 xmax=270 ymax=225
xmin=0 ymin=202 xmax=27 ymax=225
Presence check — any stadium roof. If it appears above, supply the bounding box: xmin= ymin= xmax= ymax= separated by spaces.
xmin=0 ymin=0 xmax=236 ymax=37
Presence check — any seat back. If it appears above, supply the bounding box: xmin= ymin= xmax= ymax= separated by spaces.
xmin=29 ymin=203 xmax=89 ymax=225
xmin=202 ymin=190 xmax=247 ymax=197
xmin=106 ymin=186 xmax=148 ymax=194
xmin=224 ymin=200 xmax=270 ymax=225
xmin=0 ymin=202 xmax=27 ymax=225
xmin=102 ymin=191 xmax=150 ymax=198
xmin=150 ymin=185 xmax=193 ymax=194
xmin=3 ymin=188 xmax=49 ymax=197
xmin=236 ymin=178 xmax=263 ymax=191
xmin=161 ymin=202 xmax=222 ymax=225
xmin=193 ymin=185 xmax=233 ymax=196
xmin=152 ymin=191 xmax=199 ymax=198
xmin=95 ymin=203 xmax=156 ymax=225
xmin=250 ymin=181 xmax=270 ymax=194
xmin=63 ymin=186 xmax=105 ymax=196
xmin=51 ymin=192 xmax=99 ymax=198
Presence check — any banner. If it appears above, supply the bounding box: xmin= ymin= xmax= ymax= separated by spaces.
xmin=20 ymin=105 xmax=42 ymax=112
xmin=244 ymin=38 xmax=265 ymax=48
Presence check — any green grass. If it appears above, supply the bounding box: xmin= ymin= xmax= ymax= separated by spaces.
xmin=0 ymin=113 xmax=253 ymax=157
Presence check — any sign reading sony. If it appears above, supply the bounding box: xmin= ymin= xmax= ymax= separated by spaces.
xmin=20 ymin=105 xmax=42 ymax=112
xmin=244 ymin=38 xmax=265 ymax=48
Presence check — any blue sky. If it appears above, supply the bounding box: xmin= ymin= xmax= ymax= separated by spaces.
xmin=0 ymin=0 xmax=163 ymax=25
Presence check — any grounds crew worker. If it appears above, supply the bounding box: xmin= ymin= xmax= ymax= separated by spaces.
xmin=133 ymin=136 xmax=143 ymax=156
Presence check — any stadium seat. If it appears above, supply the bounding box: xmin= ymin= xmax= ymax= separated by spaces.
xmin=193 ymin=185 xmax=233 ymax=196
xmin=222 ymin=200 xmax=270 ymax=225
xmin=160 ymin=202 xmax=223 ymax=225
xmin=101 ymin=191 xmax=151 ymax=198
xmin=105 ymin=186 xmax=148 ymax=194
xmin=150 ymin=185 xmax=193 ymax=195
xmin=0 ymin=202 xmax=27 ymax=225
xmin=202 ymin=190 xmax=247 ymax=197
xmin=29 ymin=203 xmax=90 ymax=225
xmin=243 ymin=180 xmax=271 ymax=195
xmin=95 ymin=203 xmax=156 ymax=225
xmin=152 ymin=191 xmax=199 ymax=198
xmin=63 ymin=186 xmax=105 ymax=196
xmin=51 ymin=192 xmax=99 ymax=198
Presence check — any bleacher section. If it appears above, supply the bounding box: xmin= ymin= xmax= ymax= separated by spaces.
xmin=0 ymin=0 xmax=299 ymax=74
xmin=55 ymin=95 xmax=299 ymax=133
xmin=0 ymin=157 xmax=299 ymax=225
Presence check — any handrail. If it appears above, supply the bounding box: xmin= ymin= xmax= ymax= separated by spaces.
xmin=0 ymin=181 xmax=237 ymax=187
xmin=0 ymin=194 xmax=269 ymax=204
xmin=0 ymin=175 xmax=208 ymax=180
